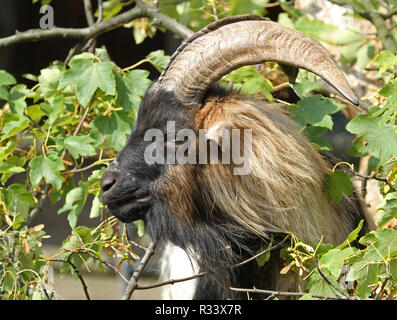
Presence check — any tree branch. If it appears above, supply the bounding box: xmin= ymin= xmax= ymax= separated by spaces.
xmin=135 ymin=235 xmax=290 ymax=291
xmin=135 ymin=0 xmax=193 ymax=39
xmin=0 ymin=0 xmax=193 ymax=48
xmin=83 ymin=0 xmax=95 ymax=27
xmin=229 ymin=287 xmax=351 ymax=300
xmin=328 ymin=0 xmax=397 ymax=53
xmin=121 ymin=240 xmax=157 ymax=300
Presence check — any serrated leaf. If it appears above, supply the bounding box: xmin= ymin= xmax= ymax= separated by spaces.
xmin=64 ymin=135 xmax=96 ymax=159
xmin=60 ymin=59 xmax=115 ymax=106
xmin=90 ymin=111 xmax=133 ymax=151
xmin=319 ymin=249 xmax=345 ymax=278
xmin=29 ymin=152 xmax=64 ymax=189
xmin=224 ymin=66 xmax=274 ymax=101
xmin=346 ymin=114 xmax=397 ymax=165
xmin=289 ymin=95 xmax=345 ymax=130
xmin=323 ymin=169 xmax=353 ymax=202
xmin=114 ymin=69 xmax=151 ymax=115
xmin=306 ymin=268 xmax=346 ymax=298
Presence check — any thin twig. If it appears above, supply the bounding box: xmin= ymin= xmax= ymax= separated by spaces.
xmin=63 ymin=161 xmax=105 ymax=175
xmin=83 ymin=0 xmax=95 ymax=27
xmin=136 ymin=235 xmax=290 ymax=290
xmin=52 ymin=255 xmax=91 ymax=300
xmin=121 ymin=240 xmax=157 ymax=300
xmin=68 ymin=249 xmax=130 ymax=284
xmin=352 ymin=170 xmax=396 ymax=192
xmin=229 ymin=287 xmax=351 ymax=300
xmin=375 ymin=262 xmax=391 ymax=300
xmin=137 ymin=271 xmax=207 ymax=290
xmin=234 ymin=235 xmax=290 ymax=268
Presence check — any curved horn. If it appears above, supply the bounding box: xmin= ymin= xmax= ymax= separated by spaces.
xmin=157 ymin=15 xmax=359 ymax=106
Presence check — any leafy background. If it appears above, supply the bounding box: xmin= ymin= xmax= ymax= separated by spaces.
xmin=0 ymin=0 xmax=396 ymax=300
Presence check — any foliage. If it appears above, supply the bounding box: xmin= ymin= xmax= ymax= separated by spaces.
xmin=0 ymin=44 xmax=164 ymax=299
xmin=0 ymin=0 xmax=397 ymax=300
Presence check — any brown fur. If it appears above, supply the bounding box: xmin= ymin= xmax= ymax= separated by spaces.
xmin=155 ymin=93 xmax=368 ymax=296
xmin=162 ymin=94 xmax=361 ymax=243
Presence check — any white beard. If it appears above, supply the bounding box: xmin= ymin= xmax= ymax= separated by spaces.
xmin=159 ymin=241 xmax=199 ymax=300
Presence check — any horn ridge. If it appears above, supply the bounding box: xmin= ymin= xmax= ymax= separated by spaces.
xmin=159 ymin=14 xmax=264 ymax=82
xmin=158 ymin=15 xmax=359 ymax=107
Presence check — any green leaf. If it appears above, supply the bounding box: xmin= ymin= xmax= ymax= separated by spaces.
xmin=146 ymin=50 xmax=170 ymax=73
xmin=64 ymin=135 xmax=96 ymax=159
xmin=230 ymin=0 xmax=268 ymax=16
xmin=8 ymin=84 xmax=34 ymax=114
xmin=26 ymin=104 xmax=46 ymax=123
xmin=359 ymin=228 xmax=397 ymax=258
xmin=98 ymin=0 xmax=122 ymax=21
xmin=58 ymin=183 xmax=88 ymax=230
xmin=29 ymin=152 xmax=65 ymax=189
xmin=336 ymin=220 xmax=364 ymax=249
xmin=294 ymin=15 xmax=336 ymax=42
xmin=60 ymin=59 xmax=115 ymax=106
xmin=223 ymin=66 xmax=274 ymax=101
xmin=289 ymin=95 xmax=345 ymax=130
xmin=256 ymin=237 xmax=273 ymax=267
xmin=1 ymin=114 xmax=30 ymax=141
xmin=375 ymin=193 xmax=397 ymax=228
xmin=0 ymin=70 xmax=16 ymax=86
xmin=0 ymin=156 xmax=26 ymax=184
xmin=292 ymin=80 xmax=322 ymax=99
xmin=0 ymin=141 xmax=17 ymax=162
xmin=356 ymin=42 xmax=375 ymax=71
xmin=346 ymin=113 xmax=397 ymax=165
xmin=323 ymin=169 xmax=354 ymax=202
xmin=306 ymin=268 xmax=345 ymax=298
xmin=89 ymin=195 xmax=102 ymax=219
xmin=114 ymin=69 xmax=151 ymax=115
xmin=332 ymin=29 xmax=365 ymax=46
xmin=319 ymin=249 xmax=346 ymax=278
xmin=1 ymin=183 xmax=35 ymax=222
xmin=90 ymin=111 xmax=133 ymax=151
xmin=38 ymin=66 xmax=62 ymax=97
xmin=133 ymin=219 xmax=146 ymax=237
xmin=133 ymin=27 xmax=147 ymax=45
xmin=372 ymin=50 xmax=397 ymax=74
xmin=355 ymin=264 xmax=378 ymax=299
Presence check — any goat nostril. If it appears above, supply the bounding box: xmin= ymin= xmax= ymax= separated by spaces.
xmin=101 ymin=171 xmax=118 ymax=192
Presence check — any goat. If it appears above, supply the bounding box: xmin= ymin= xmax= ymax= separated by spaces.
xmin=100 ymin=15 xmax=372 ymax=299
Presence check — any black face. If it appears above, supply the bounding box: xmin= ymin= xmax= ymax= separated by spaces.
xmin=100 ymin=84 xmax=192 ymax=223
